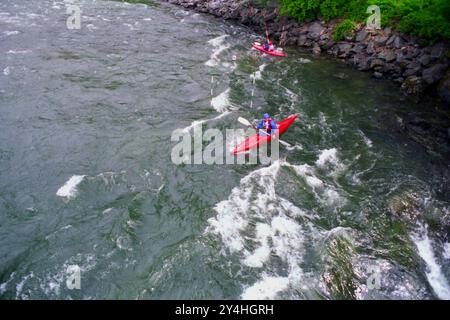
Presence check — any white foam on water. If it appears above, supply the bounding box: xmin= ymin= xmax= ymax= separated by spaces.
xmin=7 ymin=49 xmax=31 ymax=54
xmin=315 ymin=148 xmax=346 ymax=176
xmin=86 ymin=24 xmax=97 ymax=31
xmin=0 ymin=272 xmax=15 ymax=295
xmin=250 ymin=63 xmax=267 ymax=81
xmin=443 ymin=242 xmax=450 ymax=260
xmin=123 ymin=23 xmax=135 ymax=30
xmin=362 ymin=134 xmax=373 ymax=148
xmin=299 ymin=58 xmax=312 ymax=64
xmin=207 ymin=161 xmax=318 ymax=299
xmin=56 ymin=175 xmax=86 ymax=199
xmin=278 ymin=83 xmax=299 ymax=111
xmin=3 ymin=67 xmax=10 ymax=76
xmin=16 ymin=272 xmax=34 ymax=299
xmin=316 ymin=148 xmax=338 ymax=168
xmin=211 ymin=89 xmax=230 ymax=113
xmin=41 ymin=253 xmax=98 ymax=297
xmin=285 ymin=144 xmax=303 ymax=151
xmin=182 ymin=111 xmax=230 ymax=133
xmin=102 ymin=208 xmax=113 ymax=214
xmin=205 ymin=35 xmax=230 ymax=67
xmin=411 ymin=223 xmax=450 ymax=300
xmin=241 ymin=275 xmax=290 ymax=300
xmin=3 ymin=30 xmax=19 ymax=37
xmin=0 ymin=282 xmax=6 ymax=295
xmin=287 ymin=162 xmax=346 ymax=209
xmin=207 ymin=162 xmax=281 ymax=252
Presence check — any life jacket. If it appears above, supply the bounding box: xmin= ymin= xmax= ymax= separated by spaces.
xmin=263 ymin=118 xmax=273 ymax=132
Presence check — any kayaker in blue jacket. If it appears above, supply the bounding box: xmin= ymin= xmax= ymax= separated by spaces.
xmin=263 ymin=40 xmax=275 ymax=51
xmin=257 ymin=113 xmax=278 ymax=137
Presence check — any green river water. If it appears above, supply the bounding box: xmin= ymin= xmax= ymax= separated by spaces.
xmin=0 ymin=0 xmax=449 ymax=299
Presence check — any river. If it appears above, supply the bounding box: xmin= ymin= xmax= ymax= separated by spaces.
xmin=0 ymin=0 xmax=449 ymax=299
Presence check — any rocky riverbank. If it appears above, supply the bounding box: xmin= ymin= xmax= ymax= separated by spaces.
xmin=161 ymin=0 xmax=450 ymax=106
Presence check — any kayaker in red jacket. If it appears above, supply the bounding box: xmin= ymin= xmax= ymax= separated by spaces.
xmin=256 ymin=113 xmax=278 ymax=138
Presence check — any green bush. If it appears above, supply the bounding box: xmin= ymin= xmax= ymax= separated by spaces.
xmin=332 ymin=19 xmax=357 ymax=41
xmin=396 ymin=0 xmax=450 ymax=41
xmin=276 ymin=0 xmax=450 ymax=42
xmin=278 ymin=0 xmax=321 ymax=21
xmin=319 ymin=0 xmax=348 ymax=21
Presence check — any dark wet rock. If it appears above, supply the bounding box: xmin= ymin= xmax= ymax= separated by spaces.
xmin=438 ymin=69 xmax=450 ymax=105
xmin=312 ymin=43 xmax=321 ymax=55
xmin=394 ymin=36 xmax=405 ymax=49
xmin=384 ymin=27 xmax=392 ymax=38
xmin=383 ymin=63 xmax=401 ymax=75
xmin=388 ymin=192 xmax=422 ymax=222
xmin=378 ymin=50 xmax=396 ymax=63
xmin=373 ymin=72 xmax=383 ymax=79
xmin=403 ymin=62 xmax=422 ymax=77
xmin=374 ymin=35 xmax=389 ymax=47
xmin=419 ymin=54 xmax=431 ymax=67
xmin=334 ymin=72 xmax=349 ymax=80
xmin=351 ymin=43 xmax=366 ymax=54
xmin=324 ymin=40 xmax=335 ymax=50
xmin=353 ymin=54 xmax=370 ymax=71
xmin=337 ymin=43 xmax=352 ymax=58
xmin=386 ymin=35 xmax=396 ymax=46
xmin=422 ymin=64 xmax=448 ymax=85
xmin=405 ymin=47 xmax=421 ymax=60
xmin=370 ymin=58 xmax=385 ymax=69
xmin=366 ymin=42 xmax=375 ymax=55
xmin=395 ymin=52 xmax=408 ymax=65
xmin=308 ymin=22 xmax=324 ymax=40
xmin=355 ymin=29 xmax=368 ymax=42
xmin=353 ymin=256 xmax=431 ymax=300
xmin=297 ymin=35 xmax=307 ymax=46
xmin=401 ymin=76 xmax=423 ymax=96
xmin=431 ymin=42 xmax=446 ymax=60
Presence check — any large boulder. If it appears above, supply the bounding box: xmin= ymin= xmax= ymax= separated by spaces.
xmin=355 ymin=29 xmax=368 ymax=42
xmin=422 ymin=64 xmax=448 ymax=85
xmin=353 ymin=54 xmax=370 ymax=71
xmin=403 ymin=61 xmax=422 ymax=77
xmin=374 ymin=35 xmax=389 ymax=47
xmin=337 ymin=42 xmax=352 ymax=57
xmin=393 ymin=36 xmax=405 ymax=49
xmin=297 ymin=35 xmax=308 ymax=46
xmin=366 ymin=42 xmax=375 ymax=54
xmin=438 ymin=68 xmax=450 ymax=105
xmin=430 ymin=42 xmax=446 ymax=60
xmin=312 ymin=43 xmax=321 ymax=55
xmin=308 ymin=22 xmax=324 ymax=40
xmin=378 ymin=49 xmax=396 ymax=62
xmin=370 ymin=58 xmax=385 ymax=69
xmin=419 ymin=54 xmax=431 ymax=67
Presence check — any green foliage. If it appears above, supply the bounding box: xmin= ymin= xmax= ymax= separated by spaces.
xmin=319 ymin=0 xmax=348 ymax=21
xmin=332 ymin=19 xmax=357 ymax=41
xmin=278 ymin=0 xmax=321 ymax=21
xmin=395 ymin=0 xmax=450 ymax=41
xmin=277 ymin=0 xmax=450 ymax=41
